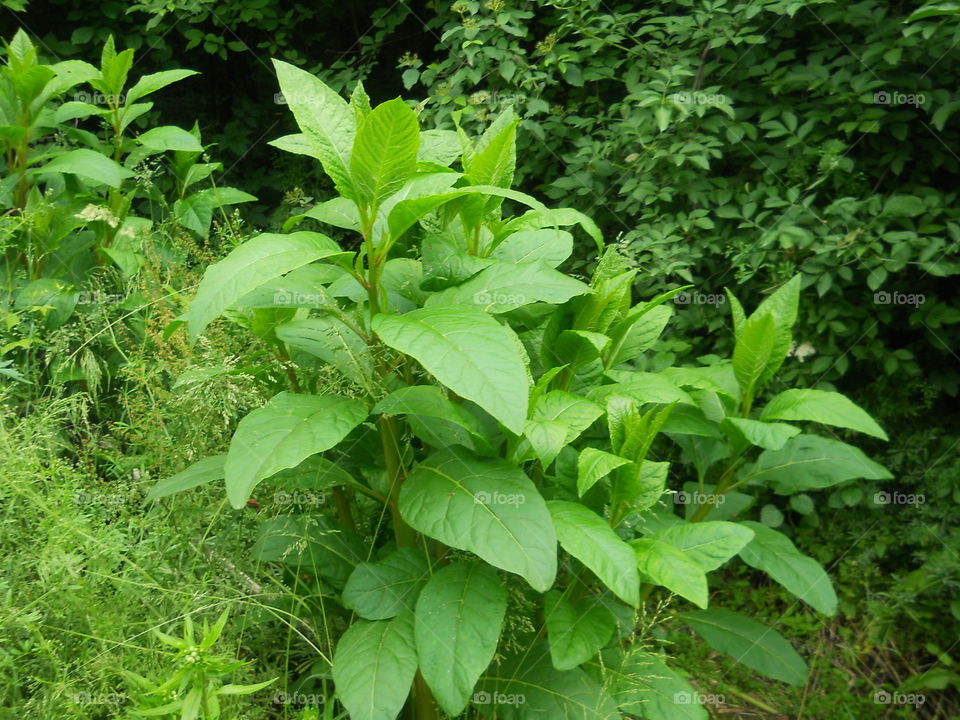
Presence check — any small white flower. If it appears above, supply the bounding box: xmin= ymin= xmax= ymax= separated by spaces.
xmin=75 ymin=204 xmax=119 ymax=228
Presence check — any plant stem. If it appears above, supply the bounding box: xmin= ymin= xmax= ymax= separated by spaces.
xmin=413 ymin=672 xmax=440 ymax=720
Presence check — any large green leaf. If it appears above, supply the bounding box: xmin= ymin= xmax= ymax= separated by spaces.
xmin=721 ymin=417 xmax=800 ymax=451
xmin=522 ymin=391 xmax=604 ymax=467
xmin=743 ymin=434 xmax=892 ymax=494
xmin=760 ymin=389 xmax=888 ymax=440
xmin=125 ymin=68 xmax=198 ymax=104
xmin=479 ymin=648 xmax=620 ymax=720
xmin=224 ymin=392 xmax=367 ymax=508
xmin=373 ymin=385 xmax=491 ymax=453
xmin=652 ymin=521 xmax=755 ymax=571
xmin=631 ymin=538 xmax=708 ymax=608
xmin=426 ymin=260 xmax=591 ymax=314
xmin=350 ymin=97 xmax=420 ymax=212
xmin=332 ymin=614 xmax=418 ymax=720
xmin=273 ymin=59 xmax=356 ymax=197
xmin=145 ymin=455 xmax=225 ymax=501
xmin=544 ymin=591 xmax=616 ymax=671
xmin=275 ymin=317 xmax=373 ymax=390
xmin=602 ymin=650 xmax=708 ymax=720
xmin=415 ymin=563 xmax=506 ymax=715
xmin=751 ymin=275 xmax=801 ymax=387
xmin=739 ymin=521 xmax=837 ymax=615
xmin=185 ymin=232 xmax=344 ymax=339
xmin=342 ymin=548 xmax=430 ymax=621
xmin=577 ymin=448 xmax=632 ymax=497
xmin=548 ymin=501 xmax=640 ymax=606
xmin=679 ymin=609 xmax=808 ymax=685
xmin=253 ymin=514 xmax=364 ymax=585
xmin=491 ymin=229 xmax=573 ymax=267
xmin=40 ymin=149 xmax=134 ymax=187
xmin=372 ymin=306 xmax=529 ymax=434
xmin=137 ymin=125 xmax=204 ymax=153
xmin=398 ymin=449 xmax=556 ymax=591
xmin=732 ymin=312 xmax=776 ymax=402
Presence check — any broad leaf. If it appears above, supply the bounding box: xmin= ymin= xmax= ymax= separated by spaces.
xmin=544 ymin=591 xmax=616 ymax=671
xmin=721 ymin=417 xmax=800 ymax=451
xmin=224 ymin=392 xmax=367 ymax=508
xmin=342 ymin=548 xmax=430 ymax=620
xmin=548 ymin=501 xmax=640 ymax=606
xmin=398 ymin=449 xmax=556 ymax=591
xmin=739 ymin=521 xmax=837 ymax=615
xmin=577 ymin=448 xmax=632 ymax=497
xmin=652 ymin=521 xmax=755 ymax=571
xmin=373 ymin=306 xmax=530 ymax=434
xmin=185 ymin=231 xmax=345 ymax=339
xmin=332 ymin=614 xmax=418 ymax=720
xmin=41 ymin=149 xmax=134 ymax=187
xmin=416 ymin=563 xmax=506 ymax=715
xmin=253 ymin=514 xmax=364 ymax=585
xmin=760 ymin=389 xmax=888 ymax=440
xmin=743 ymin=434 xmax=892 ymax=494
xmin=350 ymin=97 xmax=420 ymax=212
xmin=631 ymin=538 xmax=708 ymax=608
xmin=373 ymin=385 xmax=491 ymax=453
xmin=125 ymin=68 xmax=198 ymax=104
xmin=492 ymin=229 xmax=574 ymax=267
xmin=273 ymin=59 xmax=356 ymax=197
xmin=732 ymin=312 xmax=776 ymax=402
xmin=276 ymin=317 xmax=373 ymax=390
xmin=679 ymin=609 xmax=808 ymax=685
xmin=145 ymin=455 xmax=225 ymax=501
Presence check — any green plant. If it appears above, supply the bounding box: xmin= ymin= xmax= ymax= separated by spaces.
xmin=151 ymin=63 xmax=893 ymax=719
xmin=122 ymin=610 xmax=275 ymax=719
